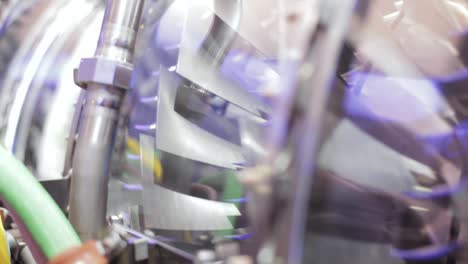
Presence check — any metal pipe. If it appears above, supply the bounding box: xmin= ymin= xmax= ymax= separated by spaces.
xmin=68 ymin=85 xmax=123 ymax=241
xmin=95 ymin=0 xmax=144 ymax=63
xmin=69 ymin=0 xmax=144 ymax=241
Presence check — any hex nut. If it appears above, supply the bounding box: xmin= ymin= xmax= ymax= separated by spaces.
xmin=75 ymin=57 xmax=133 ymax=89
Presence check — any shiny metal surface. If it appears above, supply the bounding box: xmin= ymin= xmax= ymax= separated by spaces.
xmin=176 ymin=9 xmax=272 ymax=117
xmin=69 ymin=84 xmax=123 ymax=240
xmin=134 ymin=0 xmax=275 ymax=172
xmin=198 ymin=0 xmax=242 ymax=65
xmin=95 ymin=0 xmax=144 ymax=63
xmin=69 ymin=0 xmax=145 ymax=240
xmin=156 ymin=68 xmax=245 ymax=169
xmin=75 ymin=57 xmax=134 ymax=90
xmin=142 ymin=174 xmax=241 ymax=230
xmin=4 ymin=0 xmax=468 ymax=263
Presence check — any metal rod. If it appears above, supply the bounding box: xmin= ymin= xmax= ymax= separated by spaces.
xmin=95 ymin=0 xmax=145 ymax=63
xmin=69 ymin=0 xmax=144 ymax=241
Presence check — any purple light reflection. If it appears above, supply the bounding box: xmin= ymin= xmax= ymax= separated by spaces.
xmin=224 ymin=232 xmax=253 ymax=241
xmin=122 ymin=184 xmax=143 ymax=191
xmin=345 ymin=72 xmax=446 ymax=126
xmin=391 ymin=242 xmax=459 ymax=260
xmin=139 ymin=96 xmax=158 ymax=103
xmin=404 ymin=179 xmax=468 ymax=199
xmin=114 ymin=224 xmax=158 ymax=245
xmin=126 ymin=153 xmax=140 ymax=161
xmin=134 ymin=123 xmax=157 ymax=132
xmin=223 ymin=197 xmax=248 ymax=203
xmin=220 ymin=49 xmax=278 ymax=96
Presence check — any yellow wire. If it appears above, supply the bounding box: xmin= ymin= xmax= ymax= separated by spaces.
xmin=0 ymin=217 xmax=10 ymax=264
xmin=126 ymin=138 xmax=163 ymax=183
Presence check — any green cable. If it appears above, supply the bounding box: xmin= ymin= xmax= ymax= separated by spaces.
xmin=0 ymin=146 xmax=81 ymax=259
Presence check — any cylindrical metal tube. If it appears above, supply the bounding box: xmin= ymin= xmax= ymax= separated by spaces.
xmin=69 ymin=84 xmax=123 ymax=240
xmin=69 ymin=0 xmax=144 ymax=240
xmin=95 ymin=0 xmax=145 ymax=63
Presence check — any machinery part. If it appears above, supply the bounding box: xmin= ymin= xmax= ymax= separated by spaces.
xmin=244 ymin=0 xmax=358 ymax=263
xmin=74 ymin=57 xmax=133 ymax=90
xmin=138 ymin=0 xmax=271 ymax=170
xmin=307 ymin=169 xmax=441 ymax=247
xmin=140 ymin=132 xmax=240 ymax=230
xmin=5 ymin=222 xmax=40 ymax=263
xmin=48 ymin=241 xmax=108 ymax=264
xmin=194 ymin=249 xmax=216 ymax=264
xmin=176 ymin=3 xmax=272 ymax=118
xmin=68 ymin=0 xmax=145 ymax=241
xmin=199 ymin=0 xmax=242 ymax=66
xmin=120 ymin=0 xmax=273 ymax=258
xmin=49 ymin=229 xmax=128 ymax=264
xmin=4 ymin=202 xmax=48 ymax=263
xmin=94 ymin=0 xmax=143 ymax=64
xmin=39 ymin=177 xmax=70 ymax=213
xmin=69 ymin=84 xmax=124 ymax=240
xmin=0 ymin=145 xmax=80 ymax=259
xmin=155 ymin=68 xmax=245 ymax=169
xmin=19 ymin=246 xmax=36 ymax=264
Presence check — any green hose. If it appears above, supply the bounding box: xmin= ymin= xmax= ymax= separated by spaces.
xmin=0 ymin=146 xmax=81 ymax=259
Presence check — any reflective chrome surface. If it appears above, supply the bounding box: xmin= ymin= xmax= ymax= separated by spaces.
xmin=3 ymin=0 xmax=468 ymax=263
xmin=96 ymin=0 xmax=145 ymax=62
xmin=68 ymin=0 xmax=145 ymax=240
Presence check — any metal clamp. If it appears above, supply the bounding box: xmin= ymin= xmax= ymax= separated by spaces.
xmin=74 ymin=57 xmax=133 ymax=90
